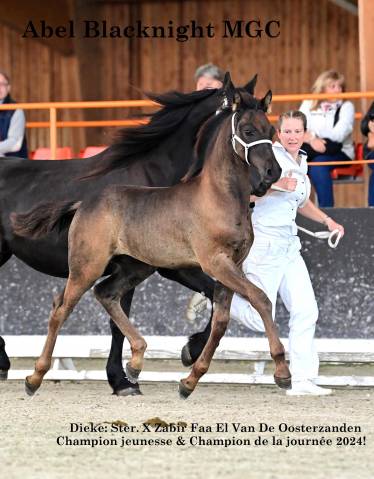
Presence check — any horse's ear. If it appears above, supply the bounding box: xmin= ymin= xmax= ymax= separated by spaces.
xmin=232 ymin=92 xmax=241 ymax=111
xmin=261 ymin=90 xmax=272 ymax=112
xmin=243 ymin=74 xmax=258 ymax=95
xmin=222 ymin=72 xmax=236 ymax=103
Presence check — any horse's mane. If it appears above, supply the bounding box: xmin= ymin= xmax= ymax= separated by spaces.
xmin=182 ymin=91 xmax=261 ymax=182
xmin=81 ymin=88 xmax=217 ymax=180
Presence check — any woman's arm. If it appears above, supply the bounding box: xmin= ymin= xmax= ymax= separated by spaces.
xmin=298 ymin=199 xmax=344 ymax=235
xmin=0 ymin=109 xmax=26 ymax=156
xmin=250 ymin=173 xmax=297 ymax=202
xmin=327 ymin=101 xmax=355 ymax=143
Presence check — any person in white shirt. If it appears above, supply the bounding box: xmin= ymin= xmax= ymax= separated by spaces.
xmin=299 ymin=70 xmax=355 ymax=207
xmin=230 ymin=110 xmax=344 ymax=396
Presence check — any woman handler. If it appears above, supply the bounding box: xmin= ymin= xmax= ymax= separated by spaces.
xmin=230 ymin=110 xmax=344 ymax=396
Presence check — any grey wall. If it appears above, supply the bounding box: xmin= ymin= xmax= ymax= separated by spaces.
xmin=0 ymin=208 xmax=373 ymax=339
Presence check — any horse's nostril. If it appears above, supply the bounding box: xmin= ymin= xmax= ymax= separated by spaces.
xmin=266 ymin=169 xmax=272 ymax=177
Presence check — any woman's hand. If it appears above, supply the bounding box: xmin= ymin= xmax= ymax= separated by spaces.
xmin=303 ymin=131 xmax=314 ymax=143
xmin=310 ymin=137 xmax=326 ymax=153
xmin=275 ymin=172 xmax=297 ymax=191
xmin=324 ymin=216 xmax=344 ymax=236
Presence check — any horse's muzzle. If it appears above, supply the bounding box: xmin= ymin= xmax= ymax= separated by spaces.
xmin=252 ymin=182 xmax=270 ymax=197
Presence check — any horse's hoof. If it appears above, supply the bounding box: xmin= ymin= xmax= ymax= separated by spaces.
xmin=181 ymin=344 xmax=193 ymax=367
xmin=125 ymin=363 xmax=141 ymax=384
xmin=0 ymin=370 xmax=8 ymax=380
xmin=113 ymin=386 xmax=143 ymax=397
xmin=274 ymin=375 xmax=292 ymax=390
xmin=25 ymin=379 xmax=40 ymax=396
xmin=178 ymin=380 xmax=194 ymax=400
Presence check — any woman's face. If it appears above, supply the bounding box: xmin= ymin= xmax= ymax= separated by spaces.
xmin=0 ymin=74 xmax=10 ymax=101
xmin=277 ymin=118 xmax=305 ymax=156
xmin=324 ymin=79 xmax=343 ymax=101
xmin=196 ymin=75 xmax=223 ymax=91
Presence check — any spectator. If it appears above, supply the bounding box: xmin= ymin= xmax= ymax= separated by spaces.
xmin=0 ymin=71 xmax=28 ymax=159
xmin=360 ymin=102 xmax=374 ymax=206
xmin=194 ymin=63 xmax=224 ymax=91
xmin=299 ymin=70 xmax=355 ymax=207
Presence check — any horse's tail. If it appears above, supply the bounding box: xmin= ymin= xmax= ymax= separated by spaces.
xmin=10 ymin=200 xmax=81 ymax=239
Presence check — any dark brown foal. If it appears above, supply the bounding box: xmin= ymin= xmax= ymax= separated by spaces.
xmin=13 ymin=73 xmax=290 ymax=397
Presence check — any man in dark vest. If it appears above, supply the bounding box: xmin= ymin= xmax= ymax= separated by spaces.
xmin=0 ymin=71 xmax=28 ymax=159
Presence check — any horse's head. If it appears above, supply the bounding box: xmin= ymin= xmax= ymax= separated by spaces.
xmin=221 ymin=73 xmax=281 ymax=196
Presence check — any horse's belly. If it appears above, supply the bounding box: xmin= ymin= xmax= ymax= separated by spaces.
xmin=10 ymin=237 xmax=70 ymax=278
xmin=118 ymin=235 xmax=198 ymax=269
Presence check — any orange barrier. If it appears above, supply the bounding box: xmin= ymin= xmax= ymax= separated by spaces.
xmin=79 ymin=146 xmax=107 ymax=158
xmin=1 ymin=91 xmax=374 ymax=159
xmin=308 ymin=159 xmax=374 ymax=166
xmin=31 ymin=147 xmax=73 ymax=160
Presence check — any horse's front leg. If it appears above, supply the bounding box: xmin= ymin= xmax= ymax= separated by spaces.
xmin=179 ymin=282 xmax=232 ymax=398
xmin=157 ymin=266 xmax=215 ymax=366
xmin=0 ymin=336 xmax=10 ymax=380
xmin=203 ymin=253 xmax=291 ymax=390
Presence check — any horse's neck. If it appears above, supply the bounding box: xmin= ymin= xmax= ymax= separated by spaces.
xmin=201 ymin=130 xmax=252 ymax=206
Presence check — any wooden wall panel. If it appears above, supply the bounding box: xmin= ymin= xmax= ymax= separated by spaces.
xmin=0 ymin=22 xmax=84 ymax=154
xmin=0 ymin=0 xmax=367 ymax=205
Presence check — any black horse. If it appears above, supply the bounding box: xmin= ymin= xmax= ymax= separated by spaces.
xmin=0 ymin=76 xmax=258 ymax=395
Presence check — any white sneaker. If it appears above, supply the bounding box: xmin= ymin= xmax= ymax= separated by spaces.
xmin=286 ymin=380 xmax=332 ymax=396
xmin=185 ymin=293 xmax=208 ymax=322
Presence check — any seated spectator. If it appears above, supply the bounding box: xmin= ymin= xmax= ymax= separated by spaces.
xmin=194 ymin=63 xmax=224 ymax=91
xmin=299 ymin=70 xmax=355 ymax=207
xmin=361 ymin=101 xmax=374 ymax=206
xmin=0 ymin=71 xmax=28 ymax=159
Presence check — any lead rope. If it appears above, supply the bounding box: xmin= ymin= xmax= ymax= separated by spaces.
xmin=297 ymin=225 xmax=342 ymax=249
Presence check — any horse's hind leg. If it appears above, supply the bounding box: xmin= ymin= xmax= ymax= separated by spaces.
xmin=25 ymin=276 xmax=92 ymax=395
xmin=179 ymin=282 xmax=232 ymax=398
xmin=94 ymin=257 xmax=156 ymax=390
xmin=157 ymin=267 xmax=215 ymax=366
xmin=0 ymin=247 xmax=13 ymax=380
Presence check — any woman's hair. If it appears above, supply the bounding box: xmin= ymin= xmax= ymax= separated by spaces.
xmin=310 ymin=70 xmax=345 ymax=109
xmin=194 ymin=63 xmax=224 ymax=82
xmin=277 ymin=110 xmax=307 ymax=131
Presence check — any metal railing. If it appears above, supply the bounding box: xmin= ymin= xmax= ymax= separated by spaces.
xmin=1 ymin=91 xmax=374 ymax=162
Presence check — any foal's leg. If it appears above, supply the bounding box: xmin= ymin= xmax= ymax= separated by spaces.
xmin=25 ymin=274 xmax=96 ymax=396
xmin=202 ymin=254 xmax=290 ymax=390
xmin=94 ymin=257 xmax=156 ymax=387
xmin=25 ymin=221 xmax=113 ymax=395
xmin=179 ymin=282 xmax=232 ymax=398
